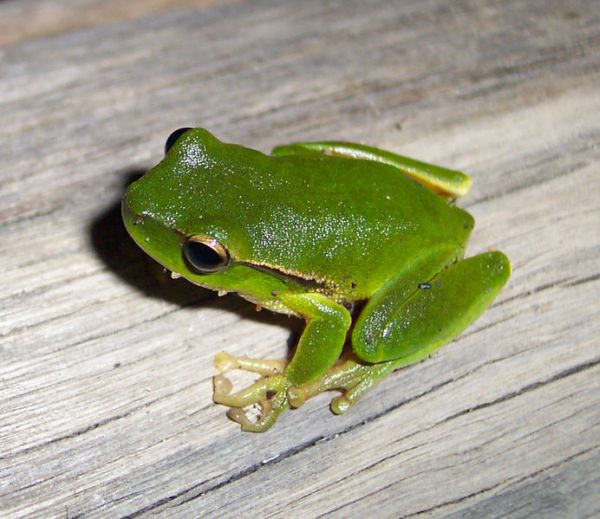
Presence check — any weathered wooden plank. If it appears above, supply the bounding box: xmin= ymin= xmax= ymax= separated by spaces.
xmin=0 ymin=0 xmax=224 ymax=48
xmin=0 ymin=0 xmax=598 ymax=517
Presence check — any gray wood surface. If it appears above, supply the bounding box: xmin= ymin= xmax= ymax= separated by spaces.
xmin=1 ymin=0 xmax=598 ymax=517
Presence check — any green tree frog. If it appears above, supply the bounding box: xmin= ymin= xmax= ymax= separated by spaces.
xmin=122 ymin=128 xmax=511 ymax=432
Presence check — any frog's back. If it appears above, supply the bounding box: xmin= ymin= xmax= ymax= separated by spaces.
xmin=160 ymin=130 xmax=474 ymax=298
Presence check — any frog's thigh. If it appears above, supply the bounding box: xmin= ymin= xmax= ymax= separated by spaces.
xmin=280 ymin=292 xmax=351 ymax=386
xmin=272 ymin=141 xmax=471 ymax=199
xmin=353 ymin=251 xmax=511 ymax=364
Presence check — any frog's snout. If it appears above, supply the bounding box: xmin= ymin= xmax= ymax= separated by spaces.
xmin=121 ymin=187 xmax=147 ymax=237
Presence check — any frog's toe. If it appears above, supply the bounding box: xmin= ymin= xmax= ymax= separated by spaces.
xmin=213 ymin=373 xmax=233 ymax=396
xmin=226 ymin=390 xmax=290 ymax=432
xmin=331 ymin=395 xmax=352 ymax=415
xmin=213 ymin=376 xmax=272 ymax=408
xmin=213 ymin=371 xmax=291 ymax=432
xmin=214 ymin=352 xmax=238 ymax=372
xmin=215 ymin=351 xmax=285 ymax=376
xmin=331 ymin=374 xmax=380 ymax=414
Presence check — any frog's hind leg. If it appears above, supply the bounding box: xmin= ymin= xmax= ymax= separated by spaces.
xmin=212 ymin=293 xmax=351 ymax=432
xmin=272 ymin=140 xmax=471 ymax=199
xmin=291 ymin=251 xmax=511 ymax=413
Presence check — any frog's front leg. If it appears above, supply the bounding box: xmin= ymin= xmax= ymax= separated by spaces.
xmin=213 ymin=293 xmax=351 ymax=432
xmin=290 ymin=251 xmax=511 ymax=413
xmin=272 ymin=140 xmax=471 ymax=199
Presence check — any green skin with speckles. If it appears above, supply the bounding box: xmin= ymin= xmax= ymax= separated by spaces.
xmin=122 ymin=128 xmax=510 ymax=432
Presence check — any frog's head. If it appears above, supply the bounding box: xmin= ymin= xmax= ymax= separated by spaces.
xmin=122 ymin=128 xmax=287 ymax=296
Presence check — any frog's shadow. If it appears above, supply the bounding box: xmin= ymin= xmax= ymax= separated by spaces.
xmin=88 ymin=169 xmax=301 ymax=356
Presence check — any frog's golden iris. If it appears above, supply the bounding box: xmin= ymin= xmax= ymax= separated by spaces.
xmin=184 ymin=235 xmax=230 ymax=274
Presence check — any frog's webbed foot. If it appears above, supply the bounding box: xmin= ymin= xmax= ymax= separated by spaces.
xmin=213 ymin=352 xmax=290 ymax=432
xmin=213 ymin=352 xmax=399 ymax=430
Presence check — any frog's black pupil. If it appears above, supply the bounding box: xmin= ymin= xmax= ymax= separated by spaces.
xmin=165 ymin=127 xmax=193 ymax=154
xmin=185 ymin=240 xmax=225 ymax=272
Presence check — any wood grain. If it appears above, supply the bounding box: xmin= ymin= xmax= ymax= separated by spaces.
xmin=0 ymin=0 xmax=227 ymax=48
xmin=1 ymin=0 xmax=598 ymax=517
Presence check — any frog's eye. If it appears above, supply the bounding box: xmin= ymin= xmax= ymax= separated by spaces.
xmin=165 ymin=127 xmax=192 ymax=154
xmin=184 ymin=235 xmax=230 ymax=273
